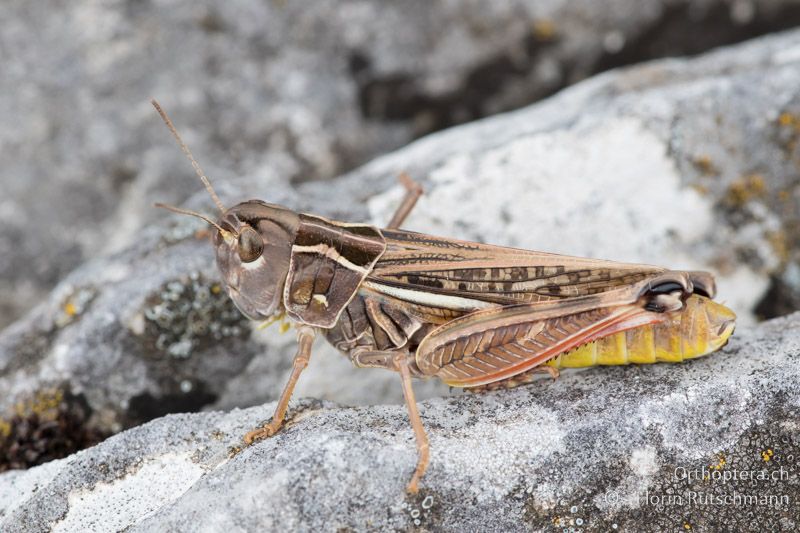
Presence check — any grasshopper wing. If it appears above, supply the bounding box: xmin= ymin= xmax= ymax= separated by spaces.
xmin=370 ymin=229 xmax=671 ymax=307
xmin=415 ymin=279 xmax=673 ymax=387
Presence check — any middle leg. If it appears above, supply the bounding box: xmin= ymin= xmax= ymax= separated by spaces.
xmin=393 ymin=352 xmax=430 ymax=494
xmin=350 ymin=348 xmax=431 ymax=493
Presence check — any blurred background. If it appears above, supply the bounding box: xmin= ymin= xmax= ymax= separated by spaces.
xmin=3 ymin=0 xmax=800 ymax=330
xmin=2 ymin=0 xmax=800 ymax=471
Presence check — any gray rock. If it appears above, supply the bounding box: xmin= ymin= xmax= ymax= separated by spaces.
xmin=3 ymin=0 xmax=800 ymax=329
xmin=5 ymin=27 xmax=800 ymax=444
xmin=1 ymin=311 xmax=798 ymax=532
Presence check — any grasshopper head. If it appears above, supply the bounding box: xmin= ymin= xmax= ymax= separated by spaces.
xmin=213 ymin=201 xmax=300 ymax=321
xmin=149 ymin=100 xmax=302 ymax=322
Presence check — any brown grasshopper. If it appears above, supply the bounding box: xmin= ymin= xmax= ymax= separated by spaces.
xmin=151 ymin=100 xmax=736 ymax=493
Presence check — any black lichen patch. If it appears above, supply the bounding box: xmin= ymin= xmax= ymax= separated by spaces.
xmin=140 ymin=272 xmax=249 ymax=359
xmin=352 ymin=28 xmax=561 ymax=138
xmin=0 ymin=388 xmax=108 ymax=473
xmin=127 ymin=386 xmax=218 ymax=426
xmin=595 ymin=2 xmax=800 ymax=75
xmin=755 ymin=275 xmax=800 ymax=320
xmin=521 ymin=408 xmax=800 ymax=531
xmin=352 ymin=3 xmax=800 ymax=145
xmin=400 ymin=490 xmax=441 ymax=529
xmin=124 ymin=272 xmax=254 ymax=427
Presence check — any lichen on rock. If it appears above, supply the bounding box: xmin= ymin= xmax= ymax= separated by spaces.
xmin=1 ymin=312 xmax=798 ymax=531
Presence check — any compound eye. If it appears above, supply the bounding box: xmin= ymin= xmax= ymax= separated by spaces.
xmin=237 ymin=226 xmax=263 ymax=263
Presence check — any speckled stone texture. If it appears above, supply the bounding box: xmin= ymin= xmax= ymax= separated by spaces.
xmin=3 ymin=3 xmax=800 ymax=531
xmin=1 ymin=312 xmax=798 ymax=532
xmin=4 ymin=28 xmax=800 ymax=444
xmin=3 ymin=0 xmax=800 ymax=330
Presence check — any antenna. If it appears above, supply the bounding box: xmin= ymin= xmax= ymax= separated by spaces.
xmin=150 ymin=98 xmax=227 ymax=213
xmin=154 ymin=203 xmax=229 ymax=235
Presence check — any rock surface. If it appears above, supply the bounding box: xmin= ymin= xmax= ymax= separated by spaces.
xmin=3 ymin=0 xmax=800 ymax=329
xmin=4 ymin=28 xmax=800 ymax=448
xmin=2 ymin=311 xmax=798 ymax=532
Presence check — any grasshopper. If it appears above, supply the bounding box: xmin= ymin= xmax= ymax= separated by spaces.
xmin=151 ymin=100 xmax=736 ymax=493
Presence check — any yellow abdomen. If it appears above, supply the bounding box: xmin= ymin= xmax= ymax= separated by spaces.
xmin=546 ymin=295 xmax=736 ymax=368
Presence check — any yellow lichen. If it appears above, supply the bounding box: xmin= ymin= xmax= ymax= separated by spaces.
xmin=761 ymin=449 xmax=774 ymax=462
xmin=711 ymin=453 xmax=727 ymax=470
xmin=725 ymin=174 xmax=767 ymax=206
xmin=210 ymin=284 xmax=222 ymax=295
xmin=693 ymin=155 xmax=718 ymax=176
xmin=14 ymin=389 xmax=64 ymax=420
xmin=532 ymin=20 xmax=556 ymax=41
xmin=0 ymin=419 xmax=11 ymax=439
xmin=64 ymin=301 xmax=78 ymax=317
xmin=778 ymin=112 xmax=797 ymax=128
xmin=704 ymin=454 xmax=726 ymax=480
xmin=776 ymin=111 xmax=800 ymax=159
xmin=765 ymin=230 xmax=790 ymax=264
xmin=56 ymin=288 xmax=96 ymax=327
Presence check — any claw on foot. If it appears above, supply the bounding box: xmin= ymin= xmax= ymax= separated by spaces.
xmin=243 ymin=423 xmax=279 ymax=445
xmin=405 ymin=449 xmax=428 ymax=494
xmin=537 ymin=365 xmax=560 ymax=381
xmin=529 ymin=365 xmax=560 ymax=381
